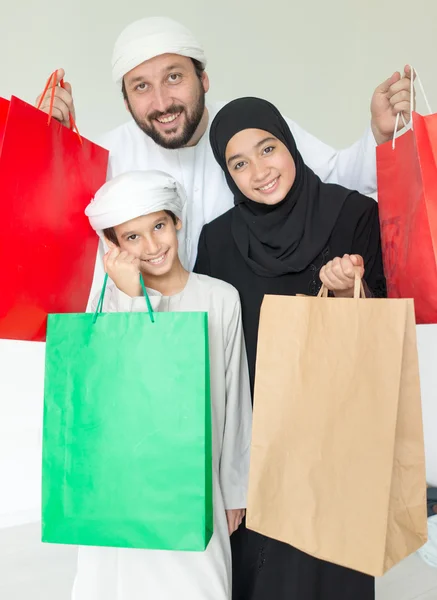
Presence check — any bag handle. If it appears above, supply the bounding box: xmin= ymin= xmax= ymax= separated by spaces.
xmin=317 ymin=268 xmax=365 ymax=299
xmin=36 ymin=70 xmax=82 ymax=144
xmin=93 ymin=273 xmax=155 ymax=324
xmin=392 ymin=65 xmax=433 ymax=149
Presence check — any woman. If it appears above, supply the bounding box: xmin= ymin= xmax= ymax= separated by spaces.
xmin=194 ymin=97 xmax=386 ymax=600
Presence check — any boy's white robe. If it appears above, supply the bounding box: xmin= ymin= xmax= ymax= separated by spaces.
xmin=72 ymin=273 xmax=252 ymax=600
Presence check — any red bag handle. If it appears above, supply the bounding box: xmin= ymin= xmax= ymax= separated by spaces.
xmin=37 ymin=70 xmax=82 ymax=144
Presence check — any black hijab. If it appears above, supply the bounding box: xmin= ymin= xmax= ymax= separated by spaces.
xmin=209 ymin=97 xmax=354 ymax=276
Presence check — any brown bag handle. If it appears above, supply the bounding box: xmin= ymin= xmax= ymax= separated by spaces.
xmin=317 ymin=268 xmax=365 ymax=299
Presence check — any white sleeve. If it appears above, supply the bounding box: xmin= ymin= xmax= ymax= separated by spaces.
xmin=285 ymin=117 xmax=377 ymax=195
xmin=84 ymin=156 xmax=114 ymax=313
xmin=220 ymin=296 xmax=253 ymax=510
xmin=85 ymin=241 xmax=106 ymax=312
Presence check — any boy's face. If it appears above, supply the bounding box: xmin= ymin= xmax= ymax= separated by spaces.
xmin=113 ymin=211 xmax=182 ymax=277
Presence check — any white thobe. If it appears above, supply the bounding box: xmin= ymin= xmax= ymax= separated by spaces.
xmin=72 ymin=273 xmax=253 ymax=600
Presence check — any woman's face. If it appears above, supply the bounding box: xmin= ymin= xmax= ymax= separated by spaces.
xmin=225 ymin=128 xmax=296 ymax=205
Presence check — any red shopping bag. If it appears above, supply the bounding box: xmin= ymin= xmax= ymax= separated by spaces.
xmin=376 ymin=105 xmax=437 ymax=324
xmin=0 ymin=72 xmax=108 ymax=341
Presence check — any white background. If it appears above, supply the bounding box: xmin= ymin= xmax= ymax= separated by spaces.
xmin=0 ymin=0 xmax=436 ymax=527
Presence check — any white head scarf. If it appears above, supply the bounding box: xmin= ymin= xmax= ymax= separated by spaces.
xmin=112 ymin=17 xmax=207 ymax=86
xmin=85 ymin=170 xmax=189 ymax=266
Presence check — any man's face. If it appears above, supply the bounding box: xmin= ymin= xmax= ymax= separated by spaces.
xmin=113 ymin=211 xmax=182 ymax=277
xmin=123 ymin=54 xmax=209 ymax=149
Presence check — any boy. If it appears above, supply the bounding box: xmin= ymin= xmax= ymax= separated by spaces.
xmin=74 ymin=170 xmax=252 ymax=600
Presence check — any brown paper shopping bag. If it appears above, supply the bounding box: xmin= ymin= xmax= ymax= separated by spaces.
xmin=246 ymin=277 xmax=427 ymax=576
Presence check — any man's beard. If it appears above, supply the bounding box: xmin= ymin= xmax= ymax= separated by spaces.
xmin=126 ymin=85 xmax=205 ymax=150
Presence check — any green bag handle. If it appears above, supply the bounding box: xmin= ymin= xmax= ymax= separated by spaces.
xmin=93 ymin=273 xmax=155 ymax=324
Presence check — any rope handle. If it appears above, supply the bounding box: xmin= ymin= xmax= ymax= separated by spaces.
xmin=392 ymin=65 xmax=433 ymax=150
xmin=36 ymin=70 xmax=82 ymax=144
xmin=93 ymin=273 xmax=155 ymax=324
xmin=317 ymin=268 xmax=365 ymax=299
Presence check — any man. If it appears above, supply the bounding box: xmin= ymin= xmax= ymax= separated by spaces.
xmin=37 ymin=16 xmax=413 ymax=275
xmin=76 ymin=169 xmax=252 ymax=600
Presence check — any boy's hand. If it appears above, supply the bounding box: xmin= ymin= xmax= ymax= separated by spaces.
xmin=319 ymin=254 xmax=364 ymax=298
xmin=103 ymin=244 xmax=142 ymax=298
xmin=226 ymin=509 xmax=245 ymax=536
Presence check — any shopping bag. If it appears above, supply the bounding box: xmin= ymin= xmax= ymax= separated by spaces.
xmin=0 ymin=71 xmax=108 ymax=341
xmin=376 ymin=69 xmax=437 ymax=324
xmin=246 ymin=276 xmax=427 ymax=576
xmin=42 ymin=274 xmax=213 ymax=551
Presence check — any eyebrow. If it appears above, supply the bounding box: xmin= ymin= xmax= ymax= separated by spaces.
xmin=120 ymin=230 xmax=138 ymax=239
xmin=127 ymin=76 xmax=146 ymax=85
xmin=120 ymin=215 xmax=168 ymax=238
xmin=127 ymin=64 xmax=186 ymax=86
xmin=227 ymin=137 xmax=277 ymax=166
xmin=164 ymin=64 xmax=186 ymax=71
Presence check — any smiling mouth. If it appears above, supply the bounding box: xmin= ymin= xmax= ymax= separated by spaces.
xmin=144 ymin=251 xmax=168 ymax=266
xmin=155 ymin=112 xmax=181 ymax=125
xmin=256 ymin=176 xmax=280 ymax=192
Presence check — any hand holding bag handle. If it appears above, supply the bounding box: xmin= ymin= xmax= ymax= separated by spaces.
xmin=93 ymin=273 xmax=155 ymax=324
xmin=317 ymin=267 xmax=366 ymax=299
xmin=392 ymin=66 xmax=433 ymax=150
xmin=37 ymin=69 xmax=82 ymax=144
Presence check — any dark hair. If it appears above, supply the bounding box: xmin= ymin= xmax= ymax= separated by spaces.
xmin=103 ymin=210 xmax=178 ymax=247
xmin=191 ymin=58 xmax=205 ymax=79
xmin=121 ymin=58 xmax=205 ymax=101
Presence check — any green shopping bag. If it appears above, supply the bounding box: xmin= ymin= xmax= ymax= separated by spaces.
xmin=42 ymin=274 xmax=213 ymax=551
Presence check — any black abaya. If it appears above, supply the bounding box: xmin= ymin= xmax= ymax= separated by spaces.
xmin=194 ymin=97 xmax=386 ymax=600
